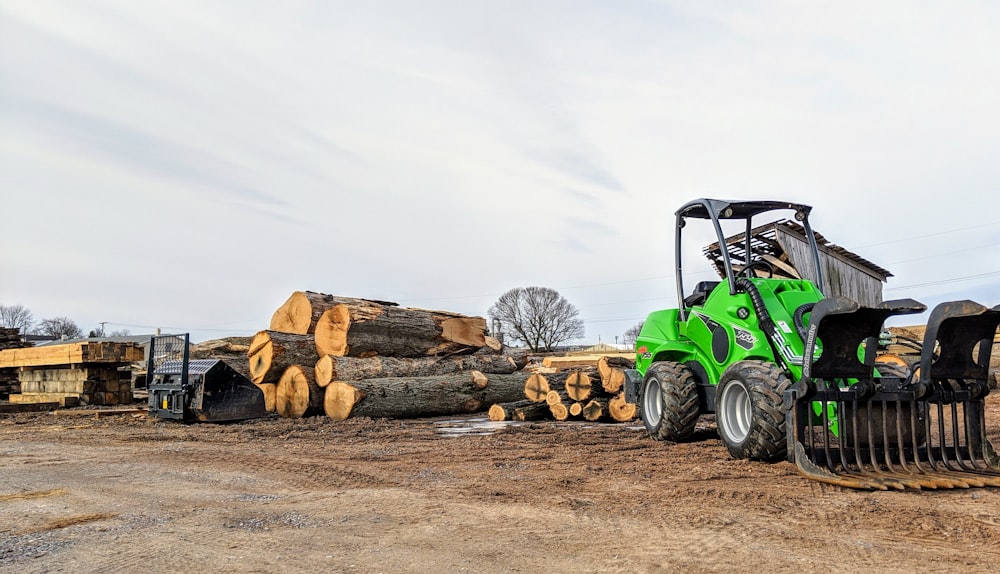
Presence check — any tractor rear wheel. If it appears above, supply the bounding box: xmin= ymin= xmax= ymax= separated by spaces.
xmin=715 ymin=360 xmax=791 ymax=461
xmin=640 ymin=361 xmax=700 ymax=441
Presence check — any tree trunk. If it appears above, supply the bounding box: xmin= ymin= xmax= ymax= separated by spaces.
xmin=269 ymin=290 xmax=399 ymax=335
xmin=564 ymin=370 xmax=595 ymax=401
xmin=313 ymin=300 xmax=487 ymax=358
xmin=313 ymin=354 xmax=518 ymax=387
xmin=247 ymin=331 xmax=317 ymax=385
xmin=275 ymin=365 xmax=324 ymax=418
xmin=323 ymin=372 xmax=529 ymax=421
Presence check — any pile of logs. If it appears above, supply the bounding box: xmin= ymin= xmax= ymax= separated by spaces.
xmin=488 ymin=355 xmax=637 ymax=423
xmin=245 ymin=290 xmax=638 ymax=424
xmin=247 ymin=291 xmax=528 ymax=420
xmin=0 ymin=328 xmax=24 ymax=399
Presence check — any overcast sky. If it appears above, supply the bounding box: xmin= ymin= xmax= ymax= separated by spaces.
xmin=2 ymin=0 xmax=999 ymax=344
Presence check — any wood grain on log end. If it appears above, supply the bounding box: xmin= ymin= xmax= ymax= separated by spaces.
xmin=314 ymin=355 xmax=333 ymax=387
xmin=247 ymin=331 xmax=273 ymax=384
xmin=315 ymin=304 xmax=351 ymax=357
xmin=545 ymin=390 xmax=562 ymax=407
xmin=565 ymin=371 xmax=592 ymax=401
xmin=324 ymin=381 xmax=363 ymax=421
xmin=275 ymin=365 xmax=319 ymax=418
xmin=608 ymin=392 xmax=637 ymax=422
xmin=471 ymin=370 xmax=488 ymax=389
xmin=439 ymin=316 xmax=487 ymax=347
xmin=269 ymin=291 xmax=312 ymax=334
xmin=257 ymin=383 xmax=276 ymax=412
xmin=582 ymin=399 xmax=604 ymax=422
xmin=549 ymin=402 xmax=569 ymax=421
xmin=569 ymin=402 xmax=583 ymax=417
xmin=488 ymin=403 xmax=508 ymax=421
xmin=523 ymin=373 xmax=550 ymax=403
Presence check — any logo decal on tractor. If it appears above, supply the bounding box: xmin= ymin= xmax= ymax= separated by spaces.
xmin=733 ymin=327 xmax=756 ymax=350
xmin=637 ymin=346 xmax=652 ymax=360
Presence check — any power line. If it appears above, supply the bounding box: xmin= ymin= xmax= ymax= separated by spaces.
xmin=854 ymin=220 xmax=1000 ymax=249
xmin=885 ymin=270 xmax=1000 ymax=291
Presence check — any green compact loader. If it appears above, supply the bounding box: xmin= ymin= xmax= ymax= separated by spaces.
xmin=625 ymin=199 xmax=1000 ymax=490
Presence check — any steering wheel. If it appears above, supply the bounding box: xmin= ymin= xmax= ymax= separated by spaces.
xmin=740 ymin=260 xmax=774 ymax=278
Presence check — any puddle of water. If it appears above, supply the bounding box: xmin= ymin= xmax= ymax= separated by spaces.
xmin=433 ymin=415 xmax=527 ymax=437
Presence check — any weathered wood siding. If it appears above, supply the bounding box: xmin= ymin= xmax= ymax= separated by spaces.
xmin=777 ymin=228 xmax=885 ymax=306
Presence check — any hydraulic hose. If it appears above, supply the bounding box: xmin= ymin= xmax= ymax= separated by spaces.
xmin=793 ymin=302 xmax=815 ymax=343
xmin=734 ymin=278 xmax=786 ymax=369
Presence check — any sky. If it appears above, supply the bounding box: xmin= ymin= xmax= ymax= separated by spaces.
xmin=1 ymin=0 xmax=999 ymax=345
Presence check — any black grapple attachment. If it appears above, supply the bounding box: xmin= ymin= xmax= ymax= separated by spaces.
xmin=785 ymin=298 xmax=1000 ymax=490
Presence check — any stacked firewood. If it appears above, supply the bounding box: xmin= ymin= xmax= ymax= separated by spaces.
xmin=247 ymin=291 xmax=529 ymax=420
xmin=488 ymin=355 xmax=638 ymax=423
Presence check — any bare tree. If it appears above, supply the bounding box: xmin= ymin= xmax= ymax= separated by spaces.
xmin=488 ymin=286 xmax=584 ymax=352
xmin=36 ymin=317 xmax=83 ymax=339
xmin=623 ymin=321 xmax=645 ymax=348
xmin=0 ymin=304 xmax=34 ymax=334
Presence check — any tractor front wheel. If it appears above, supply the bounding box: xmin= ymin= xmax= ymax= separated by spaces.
xmin=715 ymin=360 xmax=791 ymax=461
xmin=640 ymin=361 xmax=700 ymax=441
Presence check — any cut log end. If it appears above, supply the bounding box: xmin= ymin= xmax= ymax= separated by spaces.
xmin=269 ymin=291 xmax=313 ymax=334
xmin=247 ymin=331 xmax=274 ymax=384
xmin=315 ymin=304 xmax=351 ymax=357
xmin=608 ymin=392 xmax=637 ymax=422
xmin=440 ymin=316 xmax=487 ymax=348
xmin=315 ymin=355 xmax=333 ymax=387
xmin=488 ymin=403 xmax=509 ymax=421
xmin=582 ymin=400 xmax=604 ymax=422
xmin=256 ymin=383 xmax=276 ymax=412
xmin=471 ymin=370 xmax=489 ymax=389
xmin=569 ymin=402 xmax=583 ymax=417
xmin=565 ymin=371 xmax=593 ymax=402
xmin=523 ymin=373 xmax=550 ymax=403
xmin=549 ymin=402 xmax=569 ymax=421
xmin=324 ymin=381 xmax=364 ymax=421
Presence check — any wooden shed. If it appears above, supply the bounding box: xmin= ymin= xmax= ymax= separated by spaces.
xmin=703 ymin=220 xmax=892 ymax=307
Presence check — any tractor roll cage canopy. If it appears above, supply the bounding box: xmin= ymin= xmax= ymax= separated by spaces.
xmin=674 ymin=199 xmax=825 ymax=319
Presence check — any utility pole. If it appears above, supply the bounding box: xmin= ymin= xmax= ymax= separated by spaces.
xmin=99 ymin=322 xmax=108 ymax=337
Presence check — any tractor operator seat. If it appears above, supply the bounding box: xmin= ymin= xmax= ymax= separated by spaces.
xmin=684 ymin=281 xmax=720 ymax=308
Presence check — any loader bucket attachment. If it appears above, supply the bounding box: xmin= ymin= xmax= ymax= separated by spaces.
xmin=147 ymin=334 xmax=267 ymax=423
xmin=785 ymin=298 xmax=1000 ymax=490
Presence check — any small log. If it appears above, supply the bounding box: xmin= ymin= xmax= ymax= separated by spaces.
xmin=549 ymin=402 xmax=569 ymax=421
xmin=275 ymin=365 xmax=323 ymax=418
xmin=488 ymin=403 xmax=512 ymax=421
xmin=313 ymin=354 xmax=518 ymax=387
xmin=608 ymin=392 xmax=638 ymax=422
xmin=569 ymin=402 xmax=583 ymax=417
xmin=247 ymin=331 xmax=317 ymax=385
xmin=313 ymin=300 xmax=487 ymax=358
xmin=323 ymin=372 xmax=530 ymax=421
xmin=514 ymin=402 xmax=551 ymax=421
xmin=545 ymin=389 xmax=569 ymax=407
xmin=582 ymin=398 xmax=607 ymax=422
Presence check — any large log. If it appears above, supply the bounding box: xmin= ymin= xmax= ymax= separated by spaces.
xmin=597 ymin=356 xmax=635 ymax=394
xmin=247 ymin=331 xmax=317 ymax=385
xmin=608 ymin=392 xmax=638 ymax=422
xmin=275 ymin=365 xmax=323 ymax=418
xmin=269 ymin=291 xmax=399 ymax=335
xmin=314 ymin=354 xmax=518 ymax=387
xmin=323 ymin=371 xmax=529 ymax=421
xmin=313 ymin=300 xmax=487 ymax=358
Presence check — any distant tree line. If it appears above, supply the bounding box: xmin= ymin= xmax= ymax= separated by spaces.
xmin=0 ymin=303 xmax=130 ymax=340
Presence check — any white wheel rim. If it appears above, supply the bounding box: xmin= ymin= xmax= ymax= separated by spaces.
xmin=643 ymin=378 xmax=662 ymax=424
xmin=719 ymin=381 xmax=751 ymax=443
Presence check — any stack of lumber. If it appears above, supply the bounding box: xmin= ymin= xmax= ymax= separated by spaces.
xmin=248 ymin=291 xmax=525 ymax=419
xmin=488 ymin=355 xmax=638 ymax=423
xmin=0 ymin=342 xmax=143 ymax=407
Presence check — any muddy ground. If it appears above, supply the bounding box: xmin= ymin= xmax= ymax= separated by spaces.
xmin=1 ymin=394 xmax=999 ymax=574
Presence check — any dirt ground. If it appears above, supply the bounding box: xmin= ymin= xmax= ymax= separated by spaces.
xmin=1 ymin=392 xmax=999 ymax=574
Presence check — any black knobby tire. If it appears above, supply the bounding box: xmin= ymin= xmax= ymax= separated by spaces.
xmin=640 ymin=361 xmax=700 ymax=442
xmin=714 ymin=360 xmax=791 ymax=461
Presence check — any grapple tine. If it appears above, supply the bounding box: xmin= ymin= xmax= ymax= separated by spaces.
xmin=785 ymin=298 xmax=1000 ymax=491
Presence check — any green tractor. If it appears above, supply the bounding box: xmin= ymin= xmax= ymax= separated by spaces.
xmin=625 ymin=198 xmax=1000 ymax=490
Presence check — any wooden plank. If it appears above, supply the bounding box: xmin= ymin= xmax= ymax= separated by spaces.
xmin=0 ymin=402 xmax=60 ymax=413
xmin=8 ymin=393 xmax=81 ymax=407
xmin=541 ymin=354 xmax=635 ymax=369
xmin=760 ymin=254 xmax=800 ymax=278
xmin=0 ymin=343 xmax=144 ymax=369
xmin=50 ymin=408 xmax=145 ymax=417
